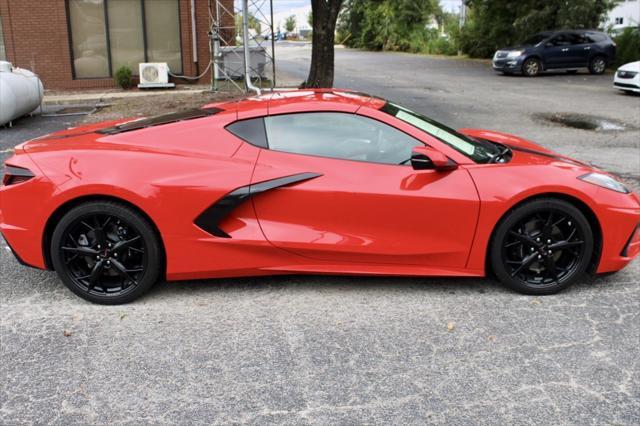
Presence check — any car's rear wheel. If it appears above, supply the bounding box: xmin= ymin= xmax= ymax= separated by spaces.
xmin=522 ymin=58 xmax=541 ymax=77
xmin=51 ymin=201 xmax=161 ymax=304
xmin=490 ymin=198 xmax=593 ymax=295
xmin=588 ymin=56 xmax=607 ymax=75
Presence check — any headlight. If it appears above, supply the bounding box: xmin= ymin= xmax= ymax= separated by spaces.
xmin=507 ymin=50 xmax=524 ymax=58
xmin=579 ymin=173 xmax=630 ymax=194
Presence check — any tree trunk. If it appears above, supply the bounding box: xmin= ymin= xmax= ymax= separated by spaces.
xmin=301 ymin=0 xmax=343 ymax=88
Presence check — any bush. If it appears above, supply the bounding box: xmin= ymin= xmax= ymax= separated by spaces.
xmin=614 ymin=27 xmax=640 ymax=68
xmin=114 ymin=66 xmax=133 ymax=89
xmin=426 ymin=36 xmax=458 ymax=55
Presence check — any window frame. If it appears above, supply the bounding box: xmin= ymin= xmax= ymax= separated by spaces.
xmin=66 ymin=0 xmax=183 ymax=80
xmin=0 ymin=13 xmax=6 ymax=61
xmin=253 ymin=111 xmax=426 ymax=167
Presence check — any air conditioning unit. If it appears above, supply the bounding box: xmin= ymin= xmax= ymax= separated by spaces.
xmin=138 ymin=62 xmax=175 ymax=89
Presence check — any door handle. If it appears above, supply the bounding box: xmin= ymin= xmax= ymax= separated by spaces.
xmin=562 ymin=48 xmax=569 ymax=52
xmin=584 ymin=46 xmax=591 ymax=50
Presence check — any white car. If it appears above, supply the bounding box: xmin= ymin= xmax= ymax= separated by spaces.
xmin=614 ymin=61 xmax=640 ymax=94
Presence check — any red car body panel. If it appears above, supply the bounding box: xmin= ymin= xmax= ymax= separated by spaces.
xmin=1 ymin=90 xmax=638 ymax=283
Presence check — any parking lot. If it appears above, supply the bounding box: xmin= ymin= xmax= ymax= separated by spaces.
xmin=1 ymin=45 xmax=639 ymax=424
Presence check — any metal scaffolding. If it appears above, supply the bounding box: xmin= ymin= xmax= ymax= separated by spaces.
xmin=209 ymin=0 xmax=276 ymax=94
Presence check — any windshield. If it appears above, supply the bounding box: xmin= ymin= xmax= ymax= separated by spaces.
xmin=522 ymin=33 xmax=548 ymax=45
xmin=380 ymin=102 xmax=499 ymax=163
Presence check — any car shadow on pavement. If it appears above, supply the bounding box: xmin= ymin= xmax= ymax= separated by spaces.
xmin=139 ymin=272 xmax=608 ymax=303
xmin=497 ymin=71 xmax=613 ymax=78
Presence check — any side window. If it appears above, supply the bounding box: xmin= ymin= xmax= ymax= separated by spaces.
xmin=585 ymin=32 xmax=606 ymax=43
xmin=264 ymin=112 xmax=422 ymax=165
xmin=226 ymin=117 xmax=268 ymax=148
xmin=551 ymin=34 xmax=571 ymax=46
xmin=569 ymin=33 xmax=588 ymax=45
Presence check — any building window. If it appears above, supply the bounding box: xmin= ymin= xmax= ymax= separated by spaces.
xmin=145 ymin=0 xmax=182 ymax=74
xmin=0 ymin=15 xmax=6 ymax=61
xmin=67 ymin=0 xmax=182 ymax=79
xmin=68 ymin=0 xmax=109 ymax=78
xmin=615 ymin=17 xmax=624 ymax=25
xmin=107 ymin=0 xmax=145 ymax=75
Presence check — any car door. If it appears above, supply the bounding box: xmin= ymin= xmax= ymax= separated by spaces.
xmin=565 ymin=32 xmax=591 ymax=67
xmin=544 ymin=33 xmax=572 ymax=68
xmin=246 ymin=111 xmax=480 ymax=268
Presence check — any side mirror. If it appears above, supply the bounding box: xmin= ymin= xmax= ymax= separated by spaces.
xmin=410 ymin=146 xmax=458 ymax=172
xmin=545 ymin=42 xmax=554 ymax=48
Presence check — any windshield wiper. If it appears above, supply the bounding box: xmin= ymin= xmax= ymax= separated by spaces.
xmin=488 ymin=145 xmax=512 ymax=164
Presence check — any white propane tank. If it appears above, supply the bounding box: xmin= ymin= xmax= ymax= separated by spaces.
xmin=0 ymin=61 xmax=44 ymax=126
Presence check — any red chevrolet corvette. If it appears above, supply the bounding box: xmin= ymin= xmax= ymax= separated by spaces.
xmin=1 ymin=90 xmax=639 ymax=304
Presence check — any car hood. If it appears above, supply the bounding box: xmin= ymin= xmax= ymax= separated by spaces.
xmin=459 ymin=128 xmax=595 ymax=169
xmin=618 ymin=61 xmax=640 ymax=72
xmin=498 ymin=45 xmax=530 ymax=52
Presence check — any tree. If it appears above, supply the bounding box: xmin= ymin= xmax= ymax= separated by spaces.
xmin=235 ymin=12 xmax=262 ymax=39
xmin=302 ymin=0 xmax=344 ymax=88
xmin=338 ymin=0 xmax=441 ymax=52
xmin=285 ymin=15 xmax=297 ymax=33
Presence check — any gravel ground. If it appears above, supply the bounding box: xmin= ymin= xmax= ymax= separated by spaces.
xmin=1 ymin=44 xmax=639 ymax=424
xmin=80 ymin=91 xmax=239 ymax=124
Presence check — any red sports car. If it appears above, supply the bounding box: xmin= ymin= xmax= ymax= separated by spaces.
xmin=1 ymin=90 xmax=639 ymax=304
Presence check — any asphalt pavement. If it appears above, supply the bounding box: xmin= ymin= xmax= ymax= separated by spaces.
xmin=1 ymin=45 xmax=639 ymax=424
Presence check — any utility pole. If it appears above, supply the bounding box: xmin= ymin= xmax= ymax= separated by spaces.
xmin=459 ymin=1 xmax=467 ymax=28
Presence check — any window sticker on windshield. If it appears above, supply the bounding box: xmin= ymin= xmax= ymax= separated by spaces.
xmin=395 ymin=110 xmax=476 ymax=155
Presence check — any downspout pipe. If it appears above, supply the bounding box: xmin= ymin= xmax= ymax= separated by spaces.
xmin=242 ymin=0 xmax=261 ymax=95
xmin=191 ymin=0 xmax=198 ymax=64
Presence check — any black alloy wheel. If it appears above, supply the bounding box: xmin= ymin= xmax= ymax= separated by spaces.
xmin=51 ymin=201 xmax=161 ymax=304
xmin=491 ymin=198 xmax=594 ymax=295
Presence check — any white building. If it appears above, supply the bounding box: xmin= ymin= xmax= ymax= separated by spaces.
xmin=606 ymin=0 xmax=640 ymax=30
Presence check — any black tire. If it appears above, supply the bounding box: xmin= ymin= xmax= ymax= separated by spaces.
xmin=522 ymin=58 xmax=541 ymax=77
xmin=490 ymin=198 xmax=594 ymax=295
xmin=588 ymin=56 xmax=607 ymax=75
xmin=51 ymin=201 xmax=162 ymax=304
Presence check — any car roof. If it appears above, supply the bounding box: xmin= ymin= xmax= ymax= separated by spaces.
xmin=541 ymin=29 xmax=606 ymax=36
xmin=206 ymin=89 xmax=386 ymax=118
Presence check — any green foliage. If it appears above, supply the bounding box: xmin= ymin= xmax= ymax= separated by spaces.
xmin=285 ymin=15 xmax=297 ymax=33
xmin=614 ymin=27 xmax=640 ymax=67
xmin=459 ymin=0 xmax=619 ymax=58
xmin=114 ymin=66 xmax=133 ymax=90
xmin=339 ymin=0 xmax=447 ymax=54
xmin=427 ymin=37 xmax=458 ymax=56
xmin=235 ymin=13 xmax=262 ymax=40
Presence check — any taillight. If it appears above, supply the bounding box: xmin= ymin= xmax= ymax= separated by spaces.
xmin=2 ymin=165 xmax=35 ymax=186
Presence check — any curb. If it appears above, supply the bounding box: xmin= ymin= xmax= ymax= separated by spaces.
xmin=42 ymin=89 xmax=210 ymax=106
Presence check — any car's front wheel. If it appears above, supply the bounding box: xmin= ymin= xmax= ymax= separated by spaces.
xmin=51 ymin=201 xmax=162 ymax=304
xmin=490 ymin=198 xmax=594 ymax=295
xmin=522 ymin=58 xmax=541 ymax=77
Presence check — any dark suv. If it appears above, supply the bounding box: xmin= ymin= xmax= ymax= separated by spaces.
xmin=493 ymin=30 xmax=616 ymax=77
